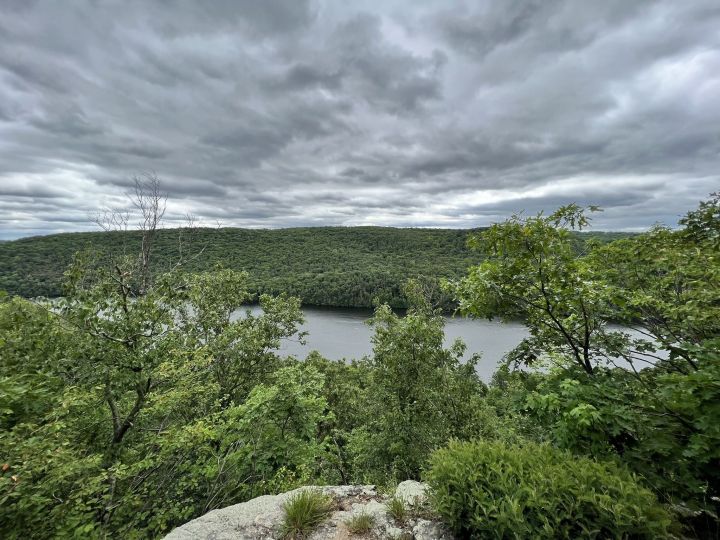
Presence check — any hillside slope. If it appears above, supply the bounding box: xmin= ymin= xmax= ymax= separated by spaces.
xmin=0 ymin=227 xmax=630 ymax=307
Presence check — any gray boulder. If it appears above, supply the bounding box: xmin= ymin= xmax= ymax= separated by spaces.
xmin=164 ymin=483 xmax=454 ymax=540
xmin=394 ymin=480 xmax=428 ymax=506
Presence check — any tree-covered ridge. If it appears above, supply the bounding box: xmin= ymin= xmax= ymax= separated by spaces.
xmin=0 ymin=226 xmax=630 ymax=306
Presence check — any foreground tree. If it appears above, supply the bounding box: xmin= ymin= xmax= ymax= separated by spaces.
xmin=454 ymin=195 xmax=720 ymax=536
xmin=448 ymin=204 xmax=607 ymax=374
xmin=176 ymin=269 xmax=304 ymax=406
xmin=348 ymin=281 xmax=488 ymax=483
xmin=587 ymin=193 xmax=720 ymax=374
xmin=0 ymin=177 xmax=307 ymax=537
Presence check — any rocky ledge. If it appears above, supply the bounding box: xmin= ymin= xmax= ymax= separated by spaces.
xmin=164 ymin=481 xmax=454 ymax=539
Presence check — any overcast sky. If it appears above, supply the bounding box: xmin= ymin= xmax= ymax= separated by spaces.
xmin=1 ymin=1 xmax=718 ymax=239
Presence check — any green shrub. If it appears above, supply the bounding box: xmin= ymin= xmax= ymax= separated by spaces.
xmin=425 ymin=440 xmax=672 ymax=539
xmin=281 ymin=489 xmax=333 ymax=539
xmin=344 ymin=511 xmax=374 ymax=534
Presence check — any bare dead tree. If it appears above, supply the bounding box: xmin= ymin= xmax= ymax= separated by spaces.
xmin=90 ymin=173 xmax=212 ymax=294
xmin=129 ymin=173 xmax=167 ymax=294
xmin=92 ymin=207 xmax=131 ymax=257
xmin=176 ymin=212 xmax=199 ymax=266
xmin=185 ymin=212 xmax=199 ymax=230
xmin=93 ymin=208 xmax=131 ymax=233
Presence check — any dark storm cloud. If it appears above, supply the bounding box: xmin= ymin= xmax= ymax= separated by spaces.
xmin=271 ymin=64 xmax=345 ymax=92
xmin=0 ymin=0 xmax=718 ymax=239
xmin=434 ymin=1 xmax=553 ymax=57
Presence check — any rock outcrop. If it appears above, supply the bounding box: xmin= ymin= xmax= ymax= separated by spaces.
xmin=164 ymin=481 xmax=454 ymax=539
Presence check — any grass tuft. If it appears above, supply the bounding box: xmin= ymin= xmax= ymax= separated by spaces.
xmin=386 ymin=496 xmax=407 ymax=523
xmin=344 ymin=511 xmax=375 ymax=535
xmin=281 ymin=489 xmax=333 ymax=539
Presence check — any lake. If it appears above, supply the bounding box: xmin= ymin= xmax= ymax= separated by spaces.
xmin=244 ymin=305 xmax=530 ymax=381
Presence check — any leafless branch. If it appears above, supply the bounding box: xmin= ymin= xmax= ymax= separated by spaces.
xmin=92 ymin=208 xmax=130 ymax=233
xmin=128 ymin=172 xmax=167 ymax=294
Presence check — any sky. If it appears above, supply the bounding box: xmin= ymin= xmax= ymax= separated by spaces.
xmin=1 ymin=0 xmax=719 ymax=239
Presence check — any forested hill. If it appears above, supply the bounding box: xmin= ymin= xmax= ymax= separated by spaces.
xmin=0 ymin=227 xmax=630 ymax=307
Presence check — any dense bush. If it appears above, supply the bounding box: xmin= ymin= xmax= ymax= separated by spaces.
xmin=524 ymin=358 xmax=720 ymax=530
xmin=425 ymin=440 xmax=672 ymax=539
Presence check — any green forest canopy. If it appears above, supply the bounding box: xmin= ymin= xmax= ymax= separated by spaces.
xmin=0 ymin=226 xmax=629 ymax=307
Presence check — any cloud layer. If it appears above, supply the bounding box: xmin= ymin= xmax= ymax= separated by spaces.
xmin=1 ymin=0 xmax=718 ymax=238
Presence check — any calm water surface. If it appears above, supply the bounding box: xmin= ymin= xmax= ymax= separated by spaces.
xmin=244 ymin=306 xmax=530 ymax=381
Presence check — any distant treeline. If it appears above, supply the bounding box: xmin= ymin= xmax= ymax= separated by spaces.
xmin=0 ymin=227 xmax=631 ymax=307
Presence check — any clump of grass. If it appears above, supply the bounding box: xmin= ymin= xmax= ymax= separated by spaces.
xmin=386 ymin=496 xmax=407 ymax=523
xmin=344 ymin=511 xmax=375 ymax=535
xmin=281 ymin=489 xmax=333 ymax=539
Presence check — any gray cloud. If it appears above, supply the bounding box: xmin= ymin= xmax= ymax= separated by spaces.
xmin=0 ymin=0 xmax=718 ymax=239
